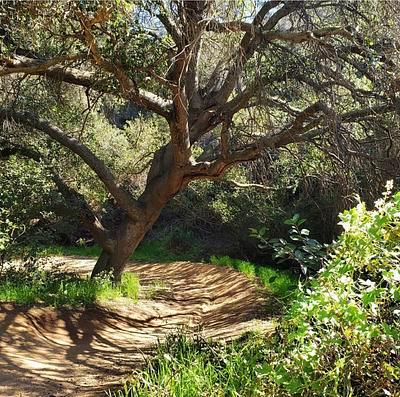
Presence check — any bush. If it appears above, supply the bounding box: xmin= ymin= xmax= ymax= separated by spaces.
xmin=251 ymin=213 xmax=328 ymax=275
xmin=261 ymin=182 xmax=400 ymax=396
xmin=158 ymin=171 xmax=275 ymax=260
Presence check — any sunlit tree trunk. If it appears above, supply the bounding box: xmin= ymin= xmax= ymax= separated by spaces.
xmin=91 ymin=218 xmax=150 ymax=280
xmin=91 ymin=143 xmax=185 ymax=280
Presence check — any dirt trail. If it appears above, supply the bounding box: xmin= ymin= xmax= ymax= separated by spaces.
xmin=0 ymin=257 xmax=276 ymax=397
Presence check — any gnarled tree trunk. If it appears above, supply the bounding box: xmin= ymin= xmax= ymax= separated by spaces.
xmin=91 ymin=219 xmax=148 ymax=280
xmin=91 ymin=145 xmax=184 ymax=280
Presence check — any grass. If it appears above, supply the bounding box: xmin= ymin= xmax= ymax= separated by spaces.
xmin=109 ymin=332 xmax=269 ymax=397
xmin=210 ymin=255 xmax=298 ymax=299
xmin=0 ymin=264 xmax=140 ymax=307
xmin=131 ymin=240 xmax=184 ymax=262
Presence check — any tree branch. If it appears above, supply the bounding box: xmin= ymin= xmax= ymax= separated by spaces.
xmin=211 ymin=1 xmax=301 ymax=106
xmin=75 ymin=9 xmax=172 ymax=118
xmin=185 ymin=95 xmax=396 ymax=181
xmin=260 ymin=26 xmax=352 ymax=44
xmin=154 ymin=0 xmax=182 ymax=45
xmin=0 ymin=54 xmax=85 ymax=77
xmin=0 ymin=109 xmax=142 ymax=220
xmin=1 ymin=54 xmax=173 ymax=117
xmin=225 ymin=180 xmax=276 ymax=191
xmin=0 ymin=142 xmax=115 ymax=252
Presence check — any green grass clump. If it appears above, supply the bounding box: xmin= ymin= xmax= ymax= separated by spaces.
xmin=210 ymin=255 xmax=297 ymax=299
xmin=110 ymin=333 xmax=269 ymax=397
xmin=0 ymin=264 xmax=140 ymax=307
xmin=210 ymin=255 xmax=256 ymax=277
xmin=144 ymin=280 xmax=168 ymax=299
xmin=120 ymin=272 xmax=141 ymax=300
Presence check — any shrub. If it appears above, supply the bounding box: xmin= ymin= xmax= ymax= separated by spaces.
xmin=251 ymin=214 xmax=328 ymax=275
xmin=261 ymin=182 xmax=400 ymax=396
xmin=0 ymin=208 xmax=24 ymax=265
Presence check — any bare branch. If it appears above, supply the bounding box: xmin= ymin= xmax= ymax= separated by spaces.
xmin=154 ymin=0 xmax=182 ymax=45
xmin=203 ymin=20 xmax=258 ymax=34
xmin=262 ymin=1 xmax=301 ymax=31
xmin=220 ymin=118 xmax=231 ymax=160
xmin=0 ymin=54 xmax=85 ymax=77
xmin=341 ymin=102 xmax=398 ymax=122
xmin=261 ymin=26 xmax=352 ymax=44
xmin=226 ymin=180 xmax=276 ymax=191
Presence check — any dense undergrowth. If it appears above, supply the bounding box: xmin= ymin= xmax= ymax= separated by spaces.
xmin=261 ymin=186 xmax=400 ymax=396
xmin=111 ymin=188 xmax=400 ymax=396
xmin=0 ymin=261 xmax=140 ymax=307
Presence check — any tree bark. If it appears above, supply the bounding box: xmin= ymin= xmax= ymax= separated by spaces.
xmin=90 ymin=136 xmax=191 ymax=281
xmin=91 ymin=248 xmax=134 ymax=281
xmin=91 ymin=250 xmax=111 ymax=278
xmin=91 ymin=219 xmax=148 ymax=281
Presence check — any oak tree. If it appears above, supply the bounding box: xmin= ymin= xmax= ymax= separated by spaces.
xmin=1 ymin=0 xmax=399 ymax=279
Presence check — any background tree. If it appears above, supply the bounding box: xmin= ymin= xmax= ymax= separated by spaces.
xmin=0 ymin=0 xmax=399 ymax=279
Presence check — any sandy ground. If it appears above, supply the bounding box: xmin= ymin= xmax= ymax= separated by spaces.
xmin=0 ymin=257 xmax=276 ymax=397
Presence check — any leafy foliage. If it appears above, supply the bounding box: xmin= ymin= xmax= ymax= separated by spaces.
xmin=0 ymin=157 xmax=63 ymax=260
xmin=0 ymin=209 xmax=22 ymax=264
xmin=251 ymin=214 xmax=327 ymax=274
xmin=164 ymin=170 xmax=276 ymax=259
xmin=261 ymin=184 xmax=400 ymax=396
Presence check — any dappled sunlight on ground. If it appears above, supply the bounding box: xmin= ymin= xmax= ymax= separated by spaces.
xmin=0 ymin=258 xmax=276 ymax=396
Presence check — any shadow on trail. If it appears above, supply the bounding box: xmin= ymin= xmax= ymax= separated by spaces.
xmin=0 ymin=260 xmax=276 ymax=396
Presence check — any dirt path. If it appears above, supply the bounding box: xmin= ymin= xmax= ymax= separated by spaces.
xmin=0 ymin=257 xmax=276 ymax=397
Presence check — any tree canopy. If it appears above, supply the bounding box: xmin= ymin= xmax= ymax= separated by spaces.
xmin=1 ymin=0 xmax=399 ymax=278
